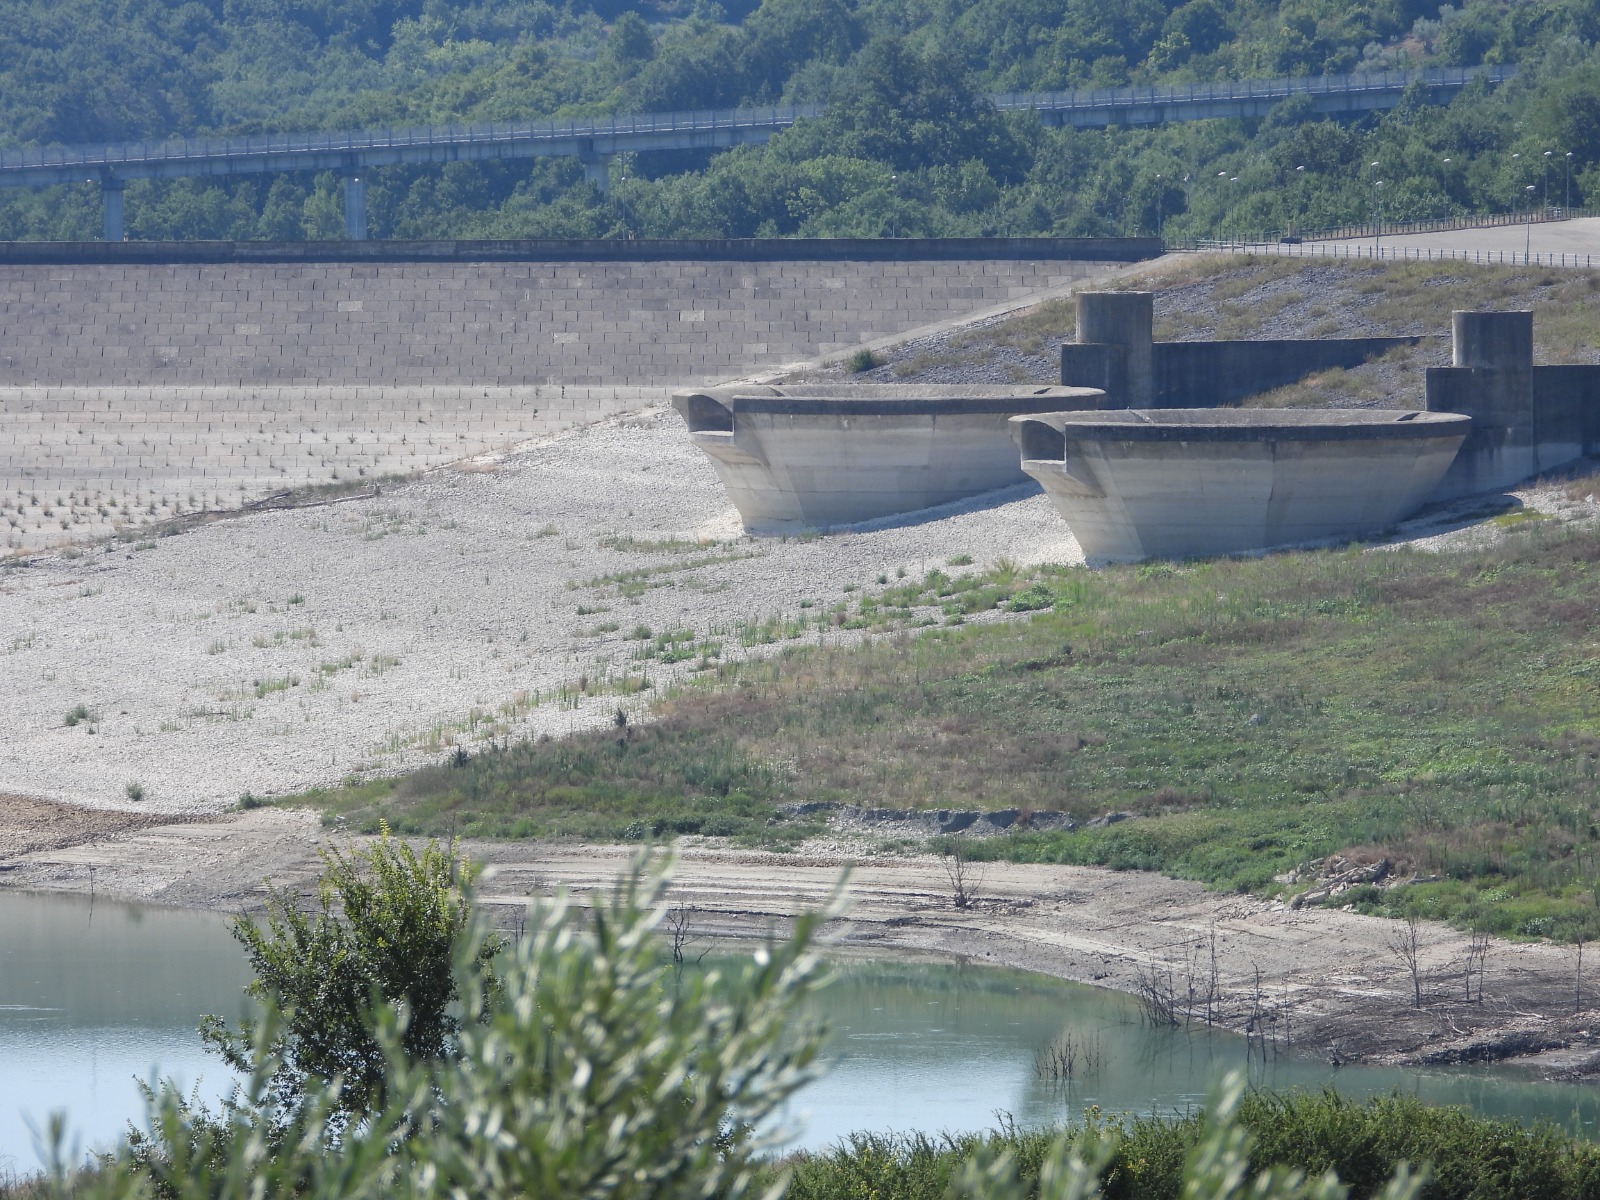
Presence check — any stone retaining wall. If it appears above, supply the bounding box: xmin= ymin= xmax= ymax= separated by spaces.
xmin=0 ymin=259 xmax=1098 ymax=389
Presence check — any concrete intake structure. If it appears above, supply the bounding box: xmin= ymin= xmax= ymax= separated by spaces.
xmin=1425 ymin=310 xmax=1600 ymax=500
xmin=1012 ymin=408 xmax=1470 ymax=563
xmin=672 ymin=385 xmax=1105 ymax=534
xmin=1061 ymin=292 xmax=1418 ymax=408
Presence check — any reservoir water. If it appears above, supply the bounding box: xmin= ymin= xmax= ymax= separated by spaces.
xmin=1 ymin=889 xmax=1596 ymax=1170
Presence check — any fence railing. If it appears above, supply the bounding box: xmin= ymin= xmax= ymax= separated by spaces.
xmin=0 ymin=104 xmax=826 ymax=173
xmin=992 ymin=63 xmax=1514 ymax=117
xmin=0 ymin=63 xmax=1517 ymax=179
xmin=1169 ymin=205 xmax=1600 ymax=252
xmin=1188 ymin=239 xmax=1600 ymax=270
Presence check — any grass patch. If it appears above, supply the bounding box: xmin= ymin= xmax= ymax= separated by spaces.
xmin=302 ymin=516 xmax=1600 ymax=938
xmin=303 ymin=725 xmax=824 ymax=848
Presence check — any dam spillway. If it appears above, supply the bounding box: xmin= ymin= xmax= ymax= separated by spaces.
xmin=671 ymin=384 xmax=1105 ymax=534
xmin=1011 ymin=408 xmax=1471 ymax=563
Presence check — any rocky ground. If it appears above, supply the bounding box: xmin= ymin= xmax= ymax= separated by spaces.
xmin=0 ymin=410 xmax=1081 ymax=815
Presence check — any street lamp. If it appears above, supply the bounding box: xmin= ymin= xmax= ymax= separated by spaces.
xmin=1525 ymin=184 xmax=1536 ymax=261
xmin=1293 ymin=164 xmax=1305 ymax=238
xmin=1372 ymin=179 xmax=1384 ymax=255
xmin=1369 ymin=161 xmax=1382 ymax=254
xmin=1154 ymin=173 xmax=1163 ymax=239
xmin=1544 ymin=149 xmax=1552 ymax=216
xmin=1566 ymin=151 xmax=1574 ymax=214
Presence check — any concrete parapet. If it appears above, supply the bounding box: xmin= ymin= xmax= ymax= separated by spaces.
xmin=672 ymin=384 xmax=1105 ymax=534
xmin=1061 ymin=291 xmax=1418 ymax=408
xmin=1425 ymin=309 xmax=1600 ymax=500
xmin=1013 ymin=408 xmax=1470 ymax=563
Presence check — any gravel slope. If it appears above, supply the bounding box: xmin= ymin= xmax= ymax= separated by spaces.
xmin=0 ymin=408 xmax=1081 ymax=815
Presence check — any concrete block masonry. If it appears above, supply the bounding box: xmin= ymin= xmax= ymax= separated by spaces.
xmin=1 ymin=255 xmax=1115 ymax=552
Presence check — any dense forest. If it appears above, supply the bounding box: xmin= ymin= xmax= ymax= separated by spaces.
xmin=4 ymin=0 xmax=1600 ymax=240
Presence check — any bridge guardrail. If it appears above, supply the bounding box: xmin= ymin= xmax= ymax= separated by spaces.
xmin=0 ymin=65 xmax=1515 ymax=178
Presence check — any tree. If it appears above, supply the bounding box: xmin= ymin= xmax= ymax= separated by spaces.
xmin=798 ymin=36 xmax=1029 ymax=179
xmin=199 ymin=834 xmax=501 ymax=1124
xmin=97 ymin=856 xmax=834 ymax=1200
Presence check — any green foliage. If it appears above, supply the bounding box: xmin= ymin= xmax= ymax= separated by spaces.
xmin=198 ymin=835 xmax=501 ymax=1122
xmin=5 ymin=0 xmax=1600 ymax=241
xmin=782 ymin=1084 xmax=1600 ymax=1200
xmin=78 ymin=857 xmax=831 ymax=1200
xmin=307 ymin=724 xmax=820 ymax=845
xmin=783 ymin=1074 xmax=1425 ymax=1200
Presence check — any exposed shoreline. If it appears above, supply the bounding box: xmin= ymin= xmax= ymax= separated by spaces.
xmin=6 ymin=799 xmax=1600 ymax=1082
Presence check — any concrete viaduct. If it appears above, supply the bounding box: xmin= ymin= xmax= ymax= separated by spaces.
xmin=0 ymin=64 xmax=1514 ymax=241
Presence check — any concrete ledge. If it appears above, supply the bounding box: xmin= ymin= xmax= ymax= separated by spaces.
xmin=0 ymin=238 xmax=1162 ymax=266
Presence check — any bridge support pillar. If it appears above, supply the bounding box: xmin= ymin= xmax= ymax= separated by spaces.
xmin=343 ymin=171 xmax=368 ymax=240
xmin=579 ymin=148 xmax=612 ymax=194
xmin=101 ymin=175 xmax=126 ymax=241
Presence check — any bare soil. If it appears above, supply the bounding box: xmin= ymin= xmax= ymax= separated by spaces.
xmin=6 ymin=803 xmax=1600 ymax=1079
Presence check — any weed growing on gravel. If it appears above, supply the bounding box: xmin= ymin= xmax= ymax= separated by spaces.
xmin=599 ymin=533 xmax=725 ymax=554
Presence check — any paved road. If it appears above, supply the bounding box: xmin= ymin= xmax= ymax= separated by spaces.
xmin=1231 ymin=216 xmax=1600 ymax=266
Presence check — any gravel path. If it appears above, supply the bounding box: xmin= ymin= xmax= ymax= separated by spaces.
xmin=0 ymin=408 xmax=1082 ymax=816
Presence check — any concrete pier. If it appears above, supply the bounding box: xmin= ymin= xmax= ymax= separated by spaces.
xmin=673 ymin=385 xmax=1105 ymax=533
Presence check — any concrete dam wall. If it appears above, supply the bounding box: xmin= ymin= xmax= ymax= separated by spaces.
xmin=1 ymin=244 xmax=1128 ymax=552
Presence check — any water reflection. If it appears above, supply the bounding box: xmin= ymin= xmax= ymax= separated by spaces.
xmin=780 ymin=955 xmax=1600 ymax=1150
xmin=0 ymin=890 xmax=251 ymax=1169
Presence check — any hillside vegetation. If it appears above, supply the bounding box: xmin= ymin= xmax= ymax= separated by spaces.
xmin=7 ymin=0 xmax=1600 ymax=240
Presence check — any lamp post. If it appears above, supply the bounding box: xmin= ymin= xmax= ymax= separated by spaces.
xmin=1567 ymin=151 xmax=1574 ymax=214
xmin=1294 ymin=164 xmax=1305 ymax=238
xmin=1154 ymin=173 xmax=1163 ymax=239
xmin=1370 ymin=161 xmax=1382 ymax=255
xmin=1372 ymin=179 xmax=1384 ymax=256
xmin=1544 ymin=149 xmax=1552 ymax=216
xmin=1525 ymin=184 xmax=1536 ymax=261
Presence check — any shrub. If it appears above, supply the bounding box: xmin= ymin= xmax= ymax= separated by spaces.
xmin=96 ymin=857 xmax=833 ymax=1200
xmin=846 ymin=348 xmax=885 ymax=372
xmin=197 ymin=834 xmax=501 ymax=1124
